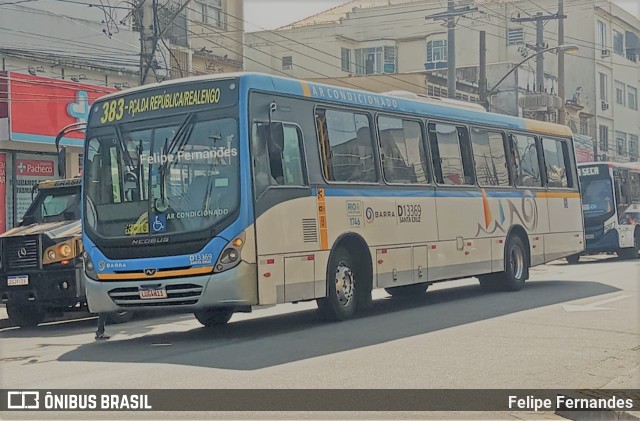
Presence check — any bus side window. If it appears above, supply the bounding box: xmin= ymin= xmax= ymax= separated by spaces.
xmin=315 ymin=110 xmax=333 ymax=181
xmin=510 ymin=134 xmax=543 ymax=187
xmin=428 ymin=122 xmax=474 ymax=186
xmin=317 ymin=108 xmax=376 ymax=183
xmin=252 ymin=122 xmax=306 ymax=198
xmin=470 ymin=128 xmax=509 ymax=187
xmin=378 ymin=116 xmax=428 ymax=184
xmin=542 ymin=138 xmax=570 ymax=188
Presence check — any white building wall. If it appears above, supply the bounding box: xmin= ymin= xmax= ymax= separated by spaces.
xmin=245 ymin=0 xmax=639 ymax=162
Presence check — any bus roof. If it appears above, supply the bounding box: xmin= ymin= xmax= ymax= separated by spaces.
xmin=97 ymin=72 xmax=573 ymax=138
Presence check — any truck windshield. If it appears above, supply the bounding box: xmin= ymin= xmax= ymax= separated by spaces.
xmin=23 ymin=188 xmax=80 ymax=224
xmin=83 ymin=111 xmax=239 ymax=239
xmin=581 ymin=177 xmax=615 ymax=221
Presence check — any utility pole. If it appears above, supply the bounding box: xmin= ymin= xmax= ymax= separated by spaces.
xmin=512 ymin=11 xmax=565 ymax=93
xmin=426 ymin=1 xmax=477 ymax=99
xmin=479 ymin=30 xmax=488 ymax=110
xmin=139 ymin=0 xmax=156 ymax=85
xmin=557 ymin=0 xmax=566 ymax=125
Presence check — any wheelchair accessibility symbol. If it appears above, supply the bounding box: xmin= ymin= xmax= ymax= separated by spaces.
xmin=152 ymin=214 xmax=167 ymax=233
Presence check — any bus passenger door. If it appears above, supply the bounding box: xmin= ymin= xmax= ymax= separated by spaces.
xmin=252 ymin=121 xmax=316 ymax=305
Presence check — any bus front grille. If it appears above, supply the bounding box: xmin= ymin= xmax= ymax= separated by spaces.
xmin=108 ymin=283 xmax=203 ymax=307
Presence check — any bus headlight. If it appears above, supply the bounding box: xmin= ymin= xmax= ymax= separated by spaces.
xmin=214 ymin=233 xmax=245 ymax=273
xmin=83 ymin=251 xmax=98 ymax=280
xmin=603 ymin=220 xmax=615 ymax=234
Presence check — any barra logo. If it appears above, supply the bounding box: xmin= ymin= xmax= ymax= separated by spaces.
xmin=7 ymin=391 xmax=39 ymax=409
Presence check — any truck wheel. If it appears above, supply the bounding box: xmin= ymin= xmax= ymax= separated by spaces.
xmin=194 ymin=308 xmax=233 ymax=327
xmin=497 ymin=235 xmax=529 ymax=291
xmin=107 ymin=311 xmax=134 ymax=324
xmin=618 ymin=231 xmax=639 ymax=260
xmin=385 ymin=283 xmax=429 ymax=297
xmin=6 ymin=303 xmax=45 ymax=328
xmin=317 ymin=245 xmax=359 ymax=321
xmin=566 ymin=254 xmax=581 ymax=264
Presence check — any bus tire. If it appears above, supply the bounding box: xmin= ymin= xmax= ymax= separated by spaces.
xmin=566 ymin=254 xmax=581 ymax=264
xmin=194 ymin=308 xmax=233 ymax=327
xmin=618 ymin=230 xmax=640 ymax=260
xmin=317 ymin=245 xmax=359 ymax=321
xmin=385 ymin=283 xmax=429 ymax=297
xmin=496 ymin=235 xmax=528 ymax=291
xmin=6 ymin=303 xmax=45 ymax=328
xmin=107 ymin=310 xmax=134 ymax=324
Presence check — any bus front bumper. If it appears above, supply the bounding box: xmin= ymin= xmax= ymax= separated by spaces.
xmin=84 ymin=261 xmax=258 ymax=313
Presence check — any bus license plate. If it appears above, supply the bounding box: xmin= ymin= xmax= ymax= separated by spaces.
xmin=139 ymin=287 xmax=167 ymax=299
xmin=585 ymin=234 xmax=595 ymax=239
xmin=7 ymin=275 xmax=29 ymax=286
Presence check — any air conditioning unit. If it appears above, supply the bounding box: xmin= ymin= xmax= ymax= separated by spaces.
xmin=601 ymin=49 xmax=610 ymax=58
xmin=601 ymin=101 xmax=610 ymax=111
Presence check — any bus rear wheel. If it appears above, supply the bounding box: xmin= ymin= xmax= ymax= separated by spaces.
xmin=194 ymin=308 xmax=233 ymax=327
xmin=498 ymin=236 xmax=528 ymax=291
xmin=385 ymin=283 xmax=429 ymax=297
xmin=317 ymin=246 xmax=359 ymax=321
xmin=479 ymin=235 xmax=528 ymax=292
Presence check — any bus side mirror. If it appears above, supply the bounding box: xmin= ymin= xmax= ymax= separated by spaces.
xmin=58 ymin=146 xmax=67 ymax=178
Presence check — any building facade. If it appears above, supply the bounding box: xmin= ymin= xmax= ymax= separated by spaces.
xmin=245 ymin=0 xmax=639 ymax=162
xmin=0 ymin=0 xmax=244 ymax=233
xmin=0 ymin=72 xmax=115 ymax=233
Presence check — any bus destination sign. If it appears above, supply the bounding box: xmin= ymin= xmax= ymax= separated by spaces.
xmin=578 ymin=164 xmax=608 ymax=178
xmin=88 ymin=80 xmax=238 ymax=127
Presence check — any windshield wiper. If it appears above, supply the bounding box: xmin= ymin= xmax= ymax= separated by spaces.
xmin=155 ymin=115 xmax=194 ymax=211
xmin=112 ymin=126 xmax=136 ymax=173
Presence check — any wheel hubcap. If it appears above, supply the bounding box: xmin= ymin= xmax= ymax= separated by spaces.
xmin=510 ymin=247 xmax=525 ymax=279
xmin=334 ymin=262 xmax=354 ymax=307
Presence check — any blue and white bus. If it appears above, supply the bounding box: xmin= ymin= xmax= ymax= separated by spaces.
xmin=570 ymin=161 xmax=640 ymax=263
xmin=82 ymin=73 xmax=584 ymax=325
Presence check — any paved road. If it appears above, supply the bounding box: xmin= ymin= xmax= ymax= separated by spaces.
xmin=1 ymin=255 xmax=638 ymax=419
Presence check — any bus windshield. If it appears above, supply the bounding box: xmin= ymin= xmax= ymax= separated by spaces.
xmin=581 ymin=177 xmax=615 ymax=220
xmin=83 ymin=111 xmax=239 ymax=239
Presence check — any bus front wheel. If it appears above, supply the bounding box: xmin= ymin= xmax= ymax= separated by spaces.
xmin=107 ymin=310 xmax=134 ymax=324
xmin=317 ymin=246 xmax=359 ymax=321
xmin=566 ymin=254 xmax=581 ymax=264
xmin=194 ymin=308 xmax=233 ymax=327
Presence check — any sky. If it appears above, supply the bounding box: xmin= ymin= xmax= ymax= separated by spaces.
xmin=243 ymin=0 xmax=349 ymax=32
xmin=243 ymin=0 xmax=639 ymax=32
